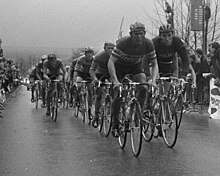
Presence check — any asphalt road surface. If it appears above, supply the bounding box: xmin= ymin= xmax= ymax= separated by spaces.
xmin=1 ymin=85 xmax=220 ymax=176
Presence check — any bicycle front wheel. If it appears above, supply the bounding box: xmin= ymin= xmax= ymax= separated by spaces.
xmin=35 ymin=88 xmax=39 ymax=109
xmin=118 ymin=103 xmax=127 ymax=149
xmin=160 ymin=100 xmax=178 ymax=148
xmin=103 ymin=96 xmax=112 ymax=137
xmin=51 ymin=91 xmax=58 ymax=122
xmin=98 ymin=105 xmax=104 ymax=132
xmin=174 ymin=95 xmax=184 ymax=129
xmin=130 ymin=100 xmax=143 ymax=157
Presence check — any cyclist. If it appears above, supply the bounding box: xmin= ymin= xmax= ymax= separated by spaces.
xmin=89 ymin=41 xmax=115 ymax=128
xmin=73 ymin=47 xmax=94 ymax=118
xmin=67 ymin=58 xmax=78 ymax=107
xmin=28 ymin=66 xmax=38 ymax=102
xmin=108 ymin=22 xmax=158 ymax=137
xmin=43 ymin=53 xmax=67 ymax=116
xmin=35 ymin=55 xmax=47 ymax=108
xmin=152 ymin=24 xmax=189 ymax=78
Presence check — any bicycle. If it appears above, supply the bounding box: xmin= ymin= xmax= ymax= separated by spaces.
xmin=94 ymin=79 xmax=113 ymax=137
xmin=47 ymin=79 xmax=61 ymax=122
xmin=142 ymin=76 xmax=178 ymax=148
xmin=116 ymin=75 xmax=143 ymax=157
xmin=33 ymin=80 xmax=42 ymax=109
xmin=76 ymin=80 xmax=92 ymax=125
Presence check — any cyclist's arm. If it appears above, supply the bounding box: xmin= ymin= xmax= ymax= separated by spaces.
xmin=89 ymin=61 xmax=98 ymax=81
xmin=178 ymin=47 xmax=189 ymax=76
xmin=172 ymin=56 xmax=179 ymax=77
xmin=60 ymin=63 xmax=67 ymax=81
xmin=67 ymin=66 xmax=73 ymax=82
xmin=35 ymin=71 xmax=42 ymax=80
xmin=108 ymin=55 xmax=119 ymax=84
xmin=149 ymin=58 xmax=159 ymax=85
xmin=43 ymin=63 xmax=49 ymax=80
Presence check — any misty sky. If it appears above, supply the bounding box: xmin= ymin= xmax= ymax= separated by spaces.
xmin=0 ymin=0 xmax=159 ymax=49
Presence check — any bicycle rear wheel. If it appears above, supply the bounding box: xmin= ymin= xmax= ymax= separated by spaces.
xmin=118 ymin=103 xmax=127 ymax=149
xmin=160 ymin=100 xmax=178 ymax=148
xmin=103 ymin=96 xmax=112 ymax=137
xmin=130 ymin=100 xmax=143 ymax=157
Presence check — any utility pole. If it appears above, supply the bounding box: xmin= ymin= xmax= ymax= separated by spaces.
xmin=118 ymin=17 xmax=124 ymax=39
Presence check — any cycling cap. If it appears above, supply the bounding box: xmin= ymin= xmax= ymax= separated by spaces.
xmin=84 ymin=47 xmax=94 ymax=53
xmin=159 ymin=24 xmax=174 ymax=34
xmin=104 ymin=41 xmax=115 ymax=48
xmin=41 ymin=55 xmax=48 ymax=60
xmin=130 ymin=22 xmax=146 ymax=33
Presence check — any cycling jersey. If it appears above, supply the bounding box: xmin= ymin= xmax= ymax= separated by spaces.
xmin=75 ymin=55 xmax=93 ymax=74
xmin=152 ymin=36 xmax=189 ymax=75
xmin=90 ymin=50 xmax=110 ymax=75
xmin=43 ymin=58 xmax=64 ymax=76
xmin=36 ymin=61 xmax=44 ymax=73
xmin=112 ymin=36 xmax=156 ymax=67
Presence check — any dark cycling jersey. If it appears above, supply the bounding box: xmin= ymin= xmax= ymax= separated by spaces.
xmin=152 ymin=36 xmax=189 ymax=75
xmin=43 ymin=58 xmax=64 ymax=76
xmin=112 ymin=36 xmax=156 ymax=67
xmin=75 ymin=55 xmax=93 ymax=74
xmin=29 ymin=67 xmax=38 ymax=79
xmin=90 ymin=50 xmax=110 ymax=75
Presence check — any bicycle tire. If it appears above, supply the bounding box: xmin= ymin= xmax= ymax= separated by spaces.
xmin=51 ymin=91 xmax=58 ymax=122
xmin=103 ymin=96 xmax=112 ymax=137
xmin=142 ymin=110 xmax=154 ymax=142
xmin=118 ymin=103 xmax=127 ymax=149
xmin=98 ymin=106 xmax=104 ymax=132
xmin=72 ymin=94 xmax=79 ymax=118
xmin=130 ymin=100 xmax=143 ymax=157
xmin=160 ymin=100 xmax=178 ymax=148
xmin=35 ymin=88 xmax=39 ymax=109
xmin=174 ymin=95 xmax=184 ymax=129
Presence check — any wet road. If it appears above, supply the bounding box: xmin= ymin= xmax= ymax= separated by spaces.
xmin=1 ymin=85 xmax=220 ymax=176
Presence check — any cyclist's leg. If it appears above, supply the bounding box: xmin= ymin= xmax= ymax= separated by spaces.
xmin=30 ymin=77 xmax=35 ymax=102
xmin=92 ymin=85 xmax=103 ymax=127
xmin=41 ymin=80 xmax=46 ymax=108
xmin=111 ymin=67 xmax=125 ymax=137
xmin=133 ymin=73 xmax=147 ymax=109
xmin=56 ymin=74 xmax=64 ymax=102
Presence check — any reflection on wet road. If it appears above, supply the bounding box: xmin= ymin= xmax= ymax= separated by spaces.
xmin=1 ymin=86 xmax=220 ymax=176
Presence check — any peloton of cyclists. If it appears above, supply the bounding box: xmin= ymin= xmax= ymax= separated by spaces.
xmin=108 ymin=22 xmax=159 ymax=137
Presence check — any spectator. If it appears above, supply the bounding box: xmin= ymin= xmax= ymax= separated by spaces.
xmin=194 ymin=48 xmax=210 ymax=103
xmin=210 ymin=42 xmax=220 ymax=86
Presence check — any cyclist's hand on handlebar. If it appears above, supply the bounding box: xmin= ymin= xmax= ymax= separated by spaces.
xmin=113 ymin=81 xmax=121 ymax=89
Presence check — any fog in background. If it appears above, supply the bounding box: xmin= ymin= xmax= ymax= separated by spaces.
xmin=0 ymin=0 xmax=156 ymax=50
